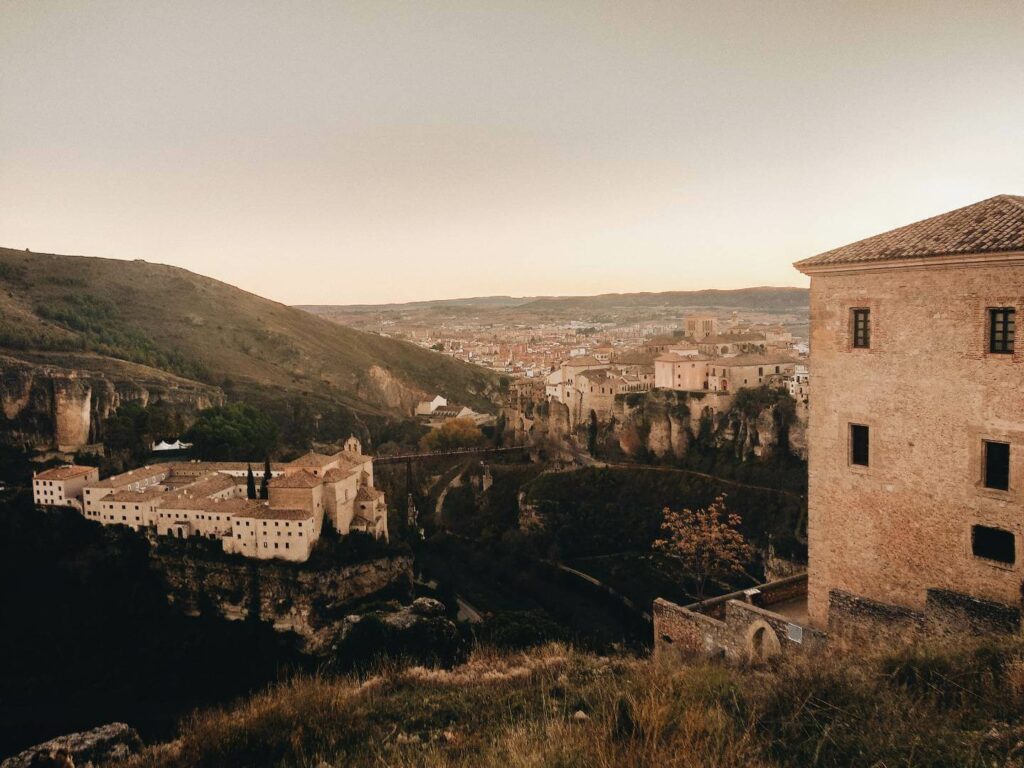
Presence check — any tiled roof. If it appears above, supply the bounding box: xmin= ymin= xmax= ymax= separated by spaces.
xmin=286 ymin=452 xmax=336 ymax=468
xmin=232 ymin=503 xmax=312 ymax=520
xmin=88 ymin=464 xmax=172 ymax=489
xmin=355 ymin=485 xmax=382 ymax=502
xmin=795 ymin=195 xmax=1024 ymax=271
xmin=270 ymin=470 xmax=321 ymax=489
xmin=35 ymin=465 xmax=97 ymax=481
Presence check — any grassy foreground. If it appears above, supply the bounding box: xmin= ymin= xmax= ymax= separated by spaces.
xmin=119 ymin=637 xmax=1024 ymax=768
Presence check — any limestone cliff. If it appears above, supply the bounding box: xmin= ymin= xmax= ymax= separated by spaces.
xmin=506 ymin=388 xmax=807 ymax=463
xmin=0 ymin=351 xmax=222 ymax=452
xmin=151 ymin=549 xmax=414 ymax=654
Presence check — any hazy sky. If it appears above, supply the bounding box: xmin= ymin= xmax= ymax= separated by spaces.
xmin=2 ymin=1 xmax=1023 ymax=304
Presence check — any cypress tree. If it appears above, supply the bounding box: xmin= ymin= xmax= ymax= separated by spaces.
xmin=246 ymin=464 xmax=257 ymax=500
xmin=260 ymin=456 xmax=271 ymax=500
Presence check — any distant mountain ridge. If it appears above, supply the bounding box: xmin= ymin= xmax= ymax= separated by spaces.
xmin=0 ymin=248 xmax=499 ymax=432
xmin=301 ymin=286 xmax=809 ymax=316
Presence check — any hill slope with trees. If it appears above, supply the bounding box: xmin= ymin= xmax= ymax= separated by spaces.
xmin=0 ymin=247 xmax=498 ymax=423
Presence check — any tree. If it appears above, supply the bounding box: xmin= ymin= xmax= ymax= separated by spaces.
xmin=246 ymin=464 xmax=257 ymax=500
xmin=260 ymin=456 xmax=271 ymax=500
xmin=182 ymin=403 xmax=279 ymax=461
xmin=587 ymin=410 xmax=599 ymax=456
xmin=419 ymin=417 xmax=486 ymax=452
xmin=653 ymin=494 xmax=752 ymax=600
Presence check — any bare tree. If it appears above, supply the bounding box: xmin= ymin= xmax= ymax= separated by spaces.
xmin=653 ymin=494 xmax=752 ymax=600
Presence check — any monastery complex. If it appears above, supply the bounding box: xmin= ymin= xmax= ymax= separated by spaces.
xmin=33 ymin=436 xmax=387 ymax=562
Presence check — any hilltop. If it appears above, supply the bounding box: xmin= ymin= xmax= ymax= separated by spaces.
xmin=0 ymin=248 xmax=499 ymax=424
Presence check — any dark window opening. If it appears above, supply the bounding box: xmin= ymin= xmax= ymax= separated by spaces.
xmin=989 ymin=308 xmax=1015 ymax=354
xmin=852 ymin=308 xmax=871 ymax=348
xmin=984 ymin=440 xmax=1010 ymax=490
xmin=850 ymin=424 xmax=869 ymax=466
xmin=972 ymin=525 xmax=1015 ymax=564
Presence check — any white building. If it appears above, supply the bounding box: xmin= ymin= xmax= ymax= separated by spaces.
xmin=32 ymin=465 xmax=100 ymax=510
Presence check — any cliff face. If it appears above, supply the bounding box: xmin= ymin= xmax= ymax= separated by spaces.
xmin=507 ymin=388 xmax=807 ymax=463
xmin=0 ymin=352 xmax=222 ymax=452
xmin=613 ymin=390 xmax=805 ymax=461
xmin=151 ymin=550 xmax=414 ymax=654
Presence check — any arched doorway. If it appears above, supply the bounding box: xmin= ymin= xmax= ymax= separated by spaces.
xmin=745 ymin=620 xmax=781 ymax=661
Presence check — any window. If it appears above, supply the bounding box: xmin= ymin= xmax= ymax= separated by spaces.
xmin=984 ymin=441 xmax=1010 ymax=491
xmin=972 ymin=525 xmax=1015 ymax=564
xmin=850 ymin=424 xmax=870 ymax=466
xmin=852 ymin=309 xmax=871 ymax=348
xmin=989 ymin=308 xmax=1015 ymax=354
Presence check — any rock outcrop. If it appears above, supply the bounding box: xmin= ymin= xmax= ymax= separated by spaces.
xmin=151 ymin=548 xmax=414 ymax=654
xmin=506 ymin=388 xmax=807 ymax=463
xmin=0 ymin=722 xmax=141 ymax=768
xmin=0 ymin=352 xmax=222 ymax=452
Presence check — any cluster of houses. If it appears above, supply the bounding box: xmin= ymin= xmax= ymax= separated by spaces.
xmin=32 ymin=437 xmax=387 ymax=562
xmin=544 ymin=314 xmax=806 ymax=425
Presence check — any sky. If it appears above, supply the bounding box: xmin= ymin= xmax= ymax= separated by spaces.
xmin=2 ymin=1 xmax=1023 ymax=305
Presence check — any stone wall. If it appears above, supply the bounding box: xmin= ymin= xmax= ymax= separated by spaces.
xmin=654 ymin=574 xmax=826 ymax=663
xmin=655 ymin=592 xmax=826 ymax=664
xmin=151 ymin=550 xmax=414 ymax=654
xmin=828 ymin=587 xmax=1021 ymax=648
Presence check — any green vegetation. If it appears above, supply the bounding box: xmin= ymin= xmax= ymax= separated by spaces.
xmin=525 ymin=467 xmax=802 ymax=563
xmin=0 ymin=247 xmax=498 ymax=431
xmin=116 ymin=635 xmax=1024 ymax=768
xmin=420 ymin=417 xmax=487 ymax=452
xmin=183 ymin=403 xmax=280 ymax=460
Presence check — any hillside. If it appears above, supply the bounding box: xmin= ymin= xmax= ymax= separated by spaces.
xmin=113 ymin=637 xmax=1024 ymax=768
xmin=0 ymin=248 xmax=499 ymax=423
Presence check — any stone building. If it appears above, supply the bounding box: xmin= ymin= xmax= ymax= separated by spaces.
xmin=794 ymin=194 xmax=1024 ymax=635
xmin=47 ymin=437 xmax=387 ymax=562
xmin=32 ymin=464 xmax=100 ymax=510
xmin=684 ymin=314 xmax=719 ymax=339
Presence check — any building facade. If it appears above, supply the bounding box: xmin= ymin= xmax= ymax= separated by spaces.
xmin=795 ymin=194 xmax=1024 ymax=630
xmin=36 ymin=437 xmax=387 ymax=562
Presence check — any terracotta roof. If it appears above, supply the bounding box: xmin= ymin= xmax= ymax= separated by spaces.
xmin=562 ymin=356 xmax=603 ymax=367
xmin=232 ymin=503 xmax=313 ymax=520
xmin=795 ymin=195 xmax=1024 ymax=271
xmin=355 ymin=485 xmax=382 ymax=502
xmin=35 ymin=465 xmax=97 ymax=481
xmin=270 ymin=470 xmax=321 ymax=489
xmin=286 ymin=452 xmax=336 ymax=468
xmin=106 ymin=487 xmax=167 ymax=502
xmin=88 ymin=464 xmax=172 ymax=489
xmin=322 ymin=466 xmax=358 ymax=483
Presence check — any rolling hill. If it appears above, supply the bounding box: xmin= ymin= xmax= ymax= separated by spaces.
xmin=0 ymin=248 xmax=499 ymax=425
xmin=301 ymin=286 xmax=809 ymax=319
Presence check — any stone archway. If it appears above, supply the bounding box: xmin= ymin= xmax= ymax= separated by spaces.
xmin=745 ymin=620 xmax=782 ymax=661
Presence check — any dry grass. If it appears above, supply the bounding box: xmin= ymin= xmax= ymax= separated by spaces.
xmin=117 ymin=636 xmax=1024 ymax=768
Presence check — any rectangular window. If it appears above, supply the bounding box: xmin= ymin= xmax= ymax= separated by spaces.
xmin=972 ymin=525 xmax=1015 ymax=564
xmin=989 ymin=308 xmax=1015 ymax=354
xmin=850 ymin=424 xmax=870 ymax=467
xmin=984 ymin=441 xmax=1010 ymax=491
xmin=852 ymin=309 xmax=871 ymax=348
